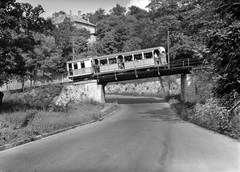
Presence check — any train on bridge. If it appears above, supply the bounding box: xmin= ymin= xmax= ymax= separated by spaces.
xmin=67 ymin=46 xmax=168 ymax=82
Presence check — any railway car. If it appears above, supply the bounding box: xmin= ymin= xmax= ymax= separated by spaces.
xmin=67 ymin=46 xmax=167 ymax=81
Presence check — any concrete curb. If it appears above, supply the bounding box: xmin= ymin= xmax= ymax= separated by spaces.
xmin=0 ymin=106 xmax=119 ymax=152
xmin=168 ymin=101 xmax=178 ymax=114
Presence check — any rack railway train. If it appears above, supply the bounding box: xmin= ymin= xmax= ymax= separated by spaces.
xmin=67 ymin=46 xmax=167 ymax=81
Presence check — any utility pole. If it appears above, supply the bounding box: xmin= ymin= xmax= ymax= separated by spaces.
xmin=167 ymin=31 xmax=170 ymax=69
xmin=72 ymin=36 xmax=75 ymax=60
xmin=167 ymin=31 xmax=171 ymax=96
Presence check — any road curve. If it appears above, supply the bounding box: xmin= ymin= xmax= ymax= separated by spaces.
xmin=0 ymin=95 xmax=239 ymax=172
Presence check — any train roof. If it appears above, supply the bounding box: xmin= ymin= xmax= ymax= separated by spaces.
xmin=92 ymin=46 xmax=165 ymax=60
xmin=67 ymin=46 xmax=165 ymax=63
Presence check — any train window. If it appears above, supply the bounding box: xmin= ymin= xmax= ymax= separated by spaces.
xmin=94 ymin=59 xmax=99 ymax=65
xmin=73 ymin=63 xmax=78 ymax=69
xmin=109 ymin=57 xmax=117 ymax=64
xmin=124 ymin=55 xmax=133 ymax=62
xmin=68 ymin=63 xmax=72 ymax=69
xmin=144 ymin=52 xmax=153 ymax=59
xmin=100 ymin=59 xmax=108 ymax=65
xmin=134 ymin=54 xmax=142 ymax=61
xmin=81 ymin=62 xmax=85 ymax=68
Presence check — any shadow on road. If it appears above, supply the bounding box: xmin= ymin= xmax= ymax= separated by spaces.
xmin=140 ymin=108 xmax=184 ymax=123
xmin=106 ymin=96 xmax=166 ymax=104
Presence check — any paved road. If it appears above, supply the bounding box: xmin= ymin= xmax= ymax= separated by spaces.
xmin=0 ymin=95 xmax=239 ymax=172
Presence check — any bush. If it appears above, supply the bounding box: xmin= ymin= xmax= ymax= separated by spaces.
xmin=191 ymin=98 xmax=229 ymax=133
xmin=173 ymin=97 xmax=240 ymax=139
xmin=1 ymin=84 xmax=64 ymax=112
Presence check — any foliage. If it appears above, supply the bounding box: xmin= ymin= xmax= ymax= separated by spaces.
xmin=1 ymin=84 xmax=64 ymax=112
xmin=82 ymin=8 xmax=106 ymax=25
xmin=0 ymin=102 xmax=117 ymax=146
xmin=110 ymin=4 xmax=126 ymax=16
xmin=0 ymin=0 xmax=55 ymax=88
xmin=171 ymin=98 xmax=240 ymax=139
xmin=53 ymin=17 xmax=90 ymax=70
xmin=206 ymin=0 xmax=240 ymax=103
xmin=191 ymin=99 xmax=229 ymax=132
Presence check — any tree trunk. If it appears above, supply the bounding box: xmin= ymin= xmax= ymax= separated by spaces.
xmin=30 ymin=79 xmax=32 ymax=88
xmin=21 ymin=78 xmax=25 ymax=92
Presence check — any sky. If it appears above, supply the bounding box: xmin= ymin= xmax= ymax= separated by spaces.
xmin=17 ymin=0 xmax=150 ymax=18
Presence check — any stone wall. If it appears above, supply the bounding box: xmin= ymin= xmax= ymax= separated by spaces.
xmin=105 ymin=80 xmax=180 ymax=97
xmin=55 ymin=80 xmax=105 ymax=106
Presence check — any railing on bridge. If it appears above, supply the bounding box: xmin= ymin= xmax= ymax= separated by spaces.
xmin=169 ymin=58 xmax=202 ymax=68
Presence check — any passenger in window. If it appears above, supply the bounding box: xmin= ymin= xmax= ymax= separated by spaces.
xmin=118 ymin=58 xmax=125 ymax=69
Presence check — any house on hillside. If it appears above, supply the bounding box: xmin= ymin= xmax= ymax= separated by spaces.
xmin=52 ymin=10 xmax=96 ymax=43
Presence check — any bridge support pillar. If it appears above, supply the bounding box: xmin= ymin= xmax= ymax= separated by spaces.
xmin=181 ymin=74 xmax=198 ymax=103
xmin=55 ymin=80 xmax=105 ymax=106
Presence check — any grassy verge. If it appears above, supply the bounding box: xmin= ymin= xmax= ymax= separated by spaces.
xmin=0 ymin=103 xmax=118 ymax=147
xmin=168 ymin=95 xmax=240 ymax=140
xmin=0 ymin=84 xmax=119 ymax=147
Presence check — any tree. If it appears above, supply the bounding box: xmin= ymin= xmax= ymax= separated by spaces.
xmin=0 ymin=0 xmax=53 ymax=89
xmin=83 ymin=8 xmax=106 ymax=24
xmin=122 ymin=37 xmax=142 ymax=52
xmin=52 ymin=11 xmax=66 ymax=18
xmin=127 ymin=6 xmax=148 ymax=20
xmin=53 ymin=17 xmax=90 ymax=72
xmin=22 ymin=33 xmax=62 ymax=87
xmin=206 ymin=0 xmax=240 ymax=103
xmin=110 ymin=4 xmax=126 ymax=16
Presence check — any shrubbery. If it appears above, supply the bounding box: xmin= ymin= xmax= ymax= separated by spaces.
xmin=171 ymin=97 xmax=240 ymax=139
xmin=189 ymin=99 xmax=229 ymax=133
xmin=1 ymin=84 xmax=64 ymax=112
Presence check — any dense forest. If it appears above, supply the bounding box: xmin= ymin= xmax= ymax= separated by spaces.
xmin=0 ymin=0 xmax=239 ymax=106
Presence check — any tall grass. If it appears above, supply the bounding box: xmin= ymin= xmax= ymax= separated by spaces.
xmin=0 ymin=84 xmax=118 ymax=146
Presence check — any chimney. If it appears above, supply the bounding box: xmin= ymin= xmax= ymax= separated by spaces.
xmin=69 ymin=10 xmax=72 ymax=16
xmin=78 ymin=10 xmax=81 ymax=18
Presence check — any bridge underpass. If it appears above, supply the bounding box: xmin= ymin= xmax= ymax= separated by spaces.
xmin=55 ymin=58 xmax=202 ymax=105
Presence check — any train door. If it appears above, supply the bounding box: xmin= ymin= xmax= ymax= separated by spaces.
xmin=117 ymin=55 xmax=125 ymax=70
xmin=92 ymin=59 xmax=100 ymax=73
xmin=67 ymin=63 xmax=73 ymax=77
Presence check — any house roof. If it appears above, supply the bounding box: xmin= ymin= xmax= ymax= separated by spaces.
xmin=52 ymin=14 xmax=95 ymax=27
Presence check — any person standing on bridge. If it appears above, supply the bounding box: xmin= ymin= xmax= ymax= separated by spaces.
xmin=154 ymin=49 xmax=161 ymax=65
xmin=159 ymin=47 xmax=167 ymax=65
